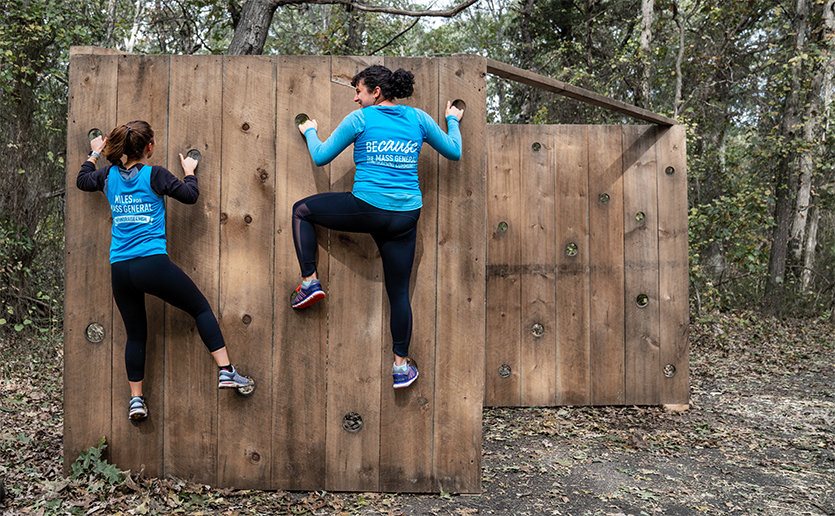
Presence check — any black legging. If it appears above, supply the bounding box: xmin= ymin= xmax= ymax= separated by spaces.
xmin=111 ymin=254 xmax=225 ymax=381
xmin=292 ymin=192 xmax=420 ymax=358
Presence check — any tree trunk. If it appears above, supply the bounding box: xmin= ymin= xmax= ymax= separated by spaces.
xmin=801 ymin=207 xmax=818 ymax=292
xmin=825 ymin=1 xmax=835 ymax=137
xmin=790 ymin=87 xmax=820 ymax=259
xmin=344 ymin=5 xmax=365 ymax=54
xmin=104 ymin=0 xmax=117 ymax=47
xmin=764 ymin=0 xmax=808 ymax=316
xmin=585 ymin=0 xmax=598 ymax=69
xmin=790 ymin=0 xmax=831 ymax=258
xmin=637 ymin=0 xmax=654 ymax=109
xmin=227 ymin=0 xmax=280 ymax=55
xmin=125 ymin=0 xmax=145 ymax=53
xmin=517 ymin=0 xmax=537 ymax=123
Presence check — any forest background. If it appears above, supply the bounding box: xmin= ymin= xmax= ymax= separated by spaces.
xmin=1 ymin=0 xmax=834 ymax=339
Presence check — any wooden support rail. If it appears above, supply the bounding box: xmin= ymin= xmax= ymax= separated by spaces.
xmin=485 ymin=58 xmax=677 ymax=126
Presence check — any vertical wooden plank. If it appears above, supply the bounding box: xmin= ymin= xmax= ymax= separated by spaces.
xmin=588 ymin=126 xmax=626 ymax=405
xmin=64 ymin=53 xmax=117 ymax=472
xmin=217 ymin=56 xmax=276 ymax=489
xmin=519 ymin=125 xmax=557 ymax=406
xmin=273 ymin=55 xmax=330 ymax=490
xmin=164 ymin=55 xmax=223 ymax=484
xmin=435 ymin=55 xmax=486 ymax=494
xmin=484 ymin=125 xmax=522 ymax=407
xmin=656 ymin=125 xmax=689 ymax=407
xmin=554 ymin=126 xmax=591 ymax=406
xmin=110 ymin=54 xmax=170 ymax=477
xmin=379 ymin=56 xmax=439 ymax=493
xmin=622 ymin=126 xmax=660 ymax=405
xmin=325 ymin=55 xmax=385 ymax=492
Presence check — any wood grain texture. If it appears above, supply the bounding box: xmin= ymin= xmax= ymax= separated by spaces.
xmin=588 ymin=126 xmax=626 ymax=405
xmin=555 ymin=126 xmax=591 ymax=406
xmin=65 ymin=51 xmax=692 ymax=490
xmin=109 ymin=54 xmax=170 ymax=476
xmin=484 ymin=125 xmax=521 ymax=407
xmin=273 ymin=55 xmax=330 ymax=490
xmin=325 ymin=55 xmax=385 ymax=492
xmin=434 ymin=55 xmax=486 ymax=494
xmin=64 ymin=53 xmax=117 ymax=472
xmin=656 ymin=125 xmax=690 ymax=406
xmin=622 ymin=126 xmax=660 ymax=405
xmin=164 ymin=55 xmax=223 ymax=484
xmin=217 ymin=56 xmax=276 ymax=490
xmin=519 ymin=125 xmax=557 ymax=407
xmin=379 ymin=56 xmax=439 ymax=493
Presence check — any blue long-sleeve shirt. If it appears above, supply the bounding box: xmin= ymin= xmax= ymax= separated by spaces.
xmin=304 ymin=105 xmax=461 ymax=211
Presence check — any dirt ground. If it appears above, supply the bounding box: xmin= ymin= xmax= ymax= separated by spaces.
xmin=1 ymin=311 xmax=833 ymax=515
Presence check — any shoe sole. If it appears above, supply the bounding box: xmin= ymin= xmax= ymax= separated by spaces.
xmin=393 ymin=370 xmax=419 ymax=389
xmin=292 ymin=291 xmax=326 ymax=309
xmin=129 ymin=411 xmax=147 ymax=421
xmin=218 ymin=382 xmax=248 ymax=389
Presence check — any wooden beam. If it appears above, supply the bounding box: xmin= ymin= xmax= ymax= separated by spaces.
xmin=484 ymin=58 xmax=676 ymax=126
xmin=69 ymin=46 xmax=131 ymax=56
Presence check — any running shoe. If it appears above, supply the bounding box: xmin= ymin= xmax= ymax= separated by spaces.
xmin=129 ymin=396 xmax=148 ymax=420
xmin=393 ymin=363 xmax=419 ymax=389
xmin=218 ymin=365 xmax=251 ymax=389
xmin=291 ymin=280 xmax=325 ymax=309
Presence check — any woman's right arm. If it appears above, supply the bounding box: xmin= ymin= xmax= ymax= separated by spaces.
xmin=301 ymin=111 xmax=364 ymax=166
xmin=77 ymin=135 xmax=108 ymax=192
xmin=76 ymin=160 xmax=109 ymax=192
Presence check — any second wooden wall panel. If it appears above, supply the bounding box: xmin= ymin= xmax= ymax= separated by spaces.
xmin=218 ymin=56 xmax=276 ymax=489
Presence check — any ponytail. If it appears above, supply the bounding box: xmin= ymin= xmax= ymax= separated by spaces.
xmin=352 ymin=65 xmax=415 ymax=101
xmin=103 ymin=121 xmax=154 ymax=165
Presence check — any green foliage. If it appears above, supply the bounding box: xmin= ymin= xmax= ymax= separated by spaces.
xmin=0 ymin=0 xmax=97 ymax=340
xmin=69 ymin=437 xmax=125 ymax=487
xmin=688 ymin=182 xmax=773 ymax=314
xmin=0 ymin=221 xmax=34 ymax=332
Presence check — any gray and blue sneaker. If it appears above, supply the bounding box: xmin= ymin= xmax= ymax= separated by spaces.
xmin=291 ymin=280 xmax=325 ymax=309
xmin=218 ymin=365 xmax=251 ymax=389
xmin=129 ymin=396 xmax=148 ymax=420
xmin=393 ymin=363 xmax=419 ymax=389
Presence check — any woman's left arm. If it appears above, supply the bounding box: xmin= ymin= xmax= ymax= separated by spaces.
xmin=152 ymin=166 xmax=199 ymax=204
xmin=419 ymin=107 xmax=462 ymax=161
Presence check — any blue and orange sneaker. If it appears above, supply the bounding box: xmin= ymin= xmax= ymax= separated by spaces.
xmin=291 ymin=280 xmax=325 ymax=309
xmin=393 ymin=363 xmax=419 ymax=389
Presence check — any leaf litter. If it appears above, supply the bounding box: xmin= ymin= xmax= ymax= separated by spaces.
xmin=0 ymin=310 xmax=832 ymax=515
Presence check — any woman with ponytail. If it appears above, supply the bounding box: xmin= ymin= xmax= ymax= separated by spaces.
xmin=77 ymin=120 xmax=253 ymax=421
xmin=292 ymin=65 xmax=464 ymax=389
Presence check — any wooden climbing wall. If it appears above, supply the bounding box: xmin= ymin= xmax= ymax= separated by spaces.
xmin=64 ymin=49 xmax=486 ymax=493
xmin=484 ymin=124 xmax=689 ymax=408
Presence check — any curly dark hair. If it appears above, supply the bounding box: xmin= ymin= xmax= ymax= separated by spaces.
xmin=352 ymin=65 xmax=415 ymax=100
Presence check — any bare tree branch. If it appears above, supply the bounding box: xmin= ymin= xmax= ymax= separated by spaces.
xmin=275 ymin=0 xmax=480 ymax=17
xmin=370 ymin=17 xmax=420 ymax=55
xmin=229 ymin=0 xmax=479 ymax=54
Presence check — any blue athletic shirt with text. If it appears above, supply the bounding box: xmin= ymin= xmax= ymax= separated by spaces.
xmin=106 ymin=164 xmax=168 ymax=263
xmin=303 ymin=105 xmax=461 ymax=211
